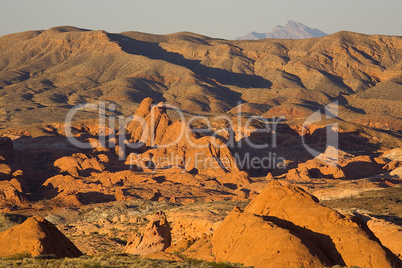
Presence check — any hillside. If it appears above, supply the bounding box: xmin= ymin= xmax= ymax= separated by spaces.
xmin=0 ymin=26 xmax=401 ymax=134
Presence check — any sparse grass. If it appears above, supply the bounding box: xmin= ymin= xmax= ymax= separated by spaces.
xmin=0 ymin=254 xmax=246 ymax=268
xmin=2 ymin=252 xmax=31 ymax=260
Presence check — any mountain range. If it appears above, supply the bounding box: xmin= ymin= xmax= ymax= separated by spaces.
xmin=237 ymin=20 xmax=328 ymax=40
xmin=0 ymin=26 xmax=401 ymax=144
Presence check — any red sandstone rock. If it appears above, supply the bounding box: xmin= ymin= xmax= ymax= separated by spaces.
xmin=124 ymin=211 xmax=171 ymax=255
xmin=0 ymin=180 xmax=27 ymax=207
xmin=54 ymin=153 xmax=105 ymax=177
xmin=243 ymin=181 xmax=401 ymax=268
xmin=0 ymin=216 xmax=82 ymax=258
xmin=212 ymin=207 xmax=329 ymax=268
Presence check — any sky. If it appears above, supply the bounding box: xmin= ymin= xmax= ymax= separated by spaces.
xmin=1 ymin=0 xmax=402 ymax=39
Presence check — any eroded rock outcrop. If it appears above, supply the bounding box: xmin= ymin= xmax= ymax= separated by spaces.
xmin=211 ymin=181 xmax=402 ymax=268
xmin=241 ymin=181 xmax=401 ymax=268
xmin=124 ymin=211 xmax=171 ymax=255
xmin=0 ymin=216 xmax=82 ymax=258
xmin=212 ymin=207 xmax=330 ymax=267
xmin=341 ymin=155 xmax=385 ymax=179
xmin=0 ymin=180 xmax=27 ymax=207
xmin=125 ymin=99 xmax=239 ymax=175
xmin=212 ymin=207 xmax=330 ymax=268
xmin=287 ymin=158 xmax=346 ymax=181
xmin=54 ymin=153 xmax=105 ymax=177
xmin=356 ymin=214 xmax=402 ymax=259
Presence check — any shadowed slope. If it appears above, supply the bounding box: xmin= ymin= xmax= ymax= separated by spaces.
xmin=0 ymin=27 xmax=401 ymax=132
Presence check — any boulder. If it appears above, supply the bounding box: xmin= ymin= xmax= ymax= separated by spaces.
xmin=390 ymin=167 xmax=402 ymax=178
xmin=0 ymin=180 xmax=27 ymax=206
xmin=381 ymin=147 xmax=402 ymax=162
xmin=54 ymin=153 xmax=105 ymax=177
xmin=0 ymin=216 xmax=82 ymax=258
xmin=341 ymin=155 xmax=384 ymax=179
xmin=383 ymin=160 xmax=402 ymax=171
xmin=0 ymin=163 xmax=12 ymax=181
xmin=287 ymin=158 xmax=346 ymax=181
xmin=211 ymin=207 xmax=329 ymax=268
xmin=124 ymin=211 xmax=171 ymax=255
xmin=243 ymin=181 xmax=401 ymax=268
xmin=357 ymin=214 xmax=402 ymax=259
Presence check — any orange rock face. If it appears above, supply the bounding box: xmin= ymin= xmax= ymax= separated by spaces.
xmin=54 ymin=153 xmax=105 ymax=177
xmin=125 ymin=99 xmax=239 ymax=175
xmin=287 ymin=158 xmax=346 ymax=182
xmin=357 ymin=214 xmax=402 ymax=259
xmin=124 ymin=211 xmax=171 ymax=255
xmin=0 ymin=180 xmax=27 ymax=206
xmin=341 ymin=155 xmax=385 ymax=179
xmin=127 ymin=97 xmax=154 ymax=141
xmin=212 ymin=207 xmax=330 ymax=268
xmin=0 ymin=216 xmax=82 ymax=258
xmin=242 ymin=181 xmax=401 ymax=268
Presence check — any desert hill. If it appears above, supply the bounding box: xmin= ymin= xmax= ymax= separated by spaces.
xmin=0 ymin=26 xmax=401 ymax=135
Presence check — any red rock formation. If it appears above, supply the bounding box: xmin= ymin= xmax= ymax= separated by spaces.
xmin=40 ymin=174 xmax=105 ymax=206
xmin=287 ymin=158 xmax=346 ymax=181
xmin=127 ymin=97 xmax=154 ymax=141
xmin=125 ymin=99 xmax=239 ymax=175
xmin=124 ymin=211 xmax=171 ymax=255
xmin=243 ymin=181 xmax=401 ymax=268
xmin=0 ymin=180 xmax=27 ymax=207
xmin=212 ymin=207 xmax=329 ymax=268
xmin=0 ymin=216 xmax=82 ymax=258
xmin=54 ymin=153 xmax=105 ymax=177
xmin=341 ymin=155 xmax=385 ymax=179
xmin=356 ymin=214 xmax=402 ymax=259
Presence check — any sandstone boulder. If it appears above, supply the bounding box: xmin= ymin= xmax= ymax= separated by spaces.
xmin=383 ymin=160 xmax=402 ymax=171
xmin=211 ymin=207 xmax=330 ymax=268
xmin=390 ymin=167 xmax=402 ymax=178
xmin=124 ymin=211 xmax=171 ymax=255
xmin=0 ymin=180 xmax=27 ymax=207
xmin=54 ymin=153 xmax=105 ymax=177
xmin=341 ymin=155 xmax=384 ymax=179
xmin=356 ymin=214 xmax=402 ymax=259
xmin=381 ymin=147 xmax=402 ymax=162
xmin=287 ymin=158 xmax=346 ymax=181
xmin=243 ymin=181 xmax=401 ymax=268
xmin=0 ymin=216 xmax=82 ymax=257
xmin=0 ymin=163 xmax=12 ymax=181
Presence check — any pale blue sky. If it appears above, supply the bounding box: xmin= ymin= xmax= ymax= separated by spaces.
xmin=0 ymin=0 xmax=401 ymax=39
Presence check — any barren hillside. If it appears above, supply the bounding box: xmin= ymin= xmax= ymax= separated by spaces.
xmin=0 ymin=26 xmax=401 ymax=132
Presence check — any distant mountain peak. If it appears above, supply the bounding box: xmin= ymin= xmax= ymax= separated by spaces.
xmin=237 ymin=21 xmax=327 ymax=40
